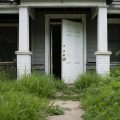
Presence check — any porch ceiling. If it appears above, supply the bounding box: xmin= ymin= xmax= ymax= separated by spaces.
xmin=35 ymin=8 xmax=91 ymax=14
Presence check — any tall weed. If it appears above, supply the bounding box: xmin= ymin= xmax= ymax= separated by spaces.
xmin=77 ymin=72 xmax=120 ymax=120
xmin=75 ymin=72 xmax=102 ymax=92
xmin=110 ymin=66 xmax=120 ymax=79
xmin=15 ymin=72 xmax=56 ymax=98
xmin=0 ymin=91 xmax=48 ymax=120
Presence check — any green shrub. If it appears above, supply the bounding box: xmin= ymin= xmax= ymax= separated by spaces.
xmin=54 ymin=80 xmax=67 ymax=91
xmin=0 ymin=81 xmax=15 ymax=93
xmin=75 ymin=72 xmax=102 ymax=92
xmin=110 ymin=66 xmax=120 ymax=79
xmin=78 ymin=72 xmax=120 ymax=120
xmin=0 ymin=91 xmax=48 ymax=120
xmin=15 ymin=72 xmax=56 ymax=98
xmin=82 ymin=83 xmax=120 ymax=120
xmin=0 ymin=68 xmax=16 ymax=81
xmin=0 ymin=71 xmax=59 ymax=120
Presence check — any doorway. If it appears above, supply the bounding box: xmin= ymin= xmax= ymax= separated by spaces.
xmin=50 ymin=23 xmax=61 ymax=79
xmin=45 ymin=14 xmax=86 ymax=83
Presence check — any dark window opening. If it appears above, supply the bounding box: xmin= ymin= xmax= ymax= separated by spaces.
xmin=0 ymin=26 xmax=17 ymax=62
xmin=108 ymin=24 xmax=120 ymax=62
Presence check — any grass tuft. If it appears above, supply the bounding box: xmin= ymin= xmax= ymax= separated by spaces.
xmin=15 ymin=72 xmax=56 ymax=98
xmin=75 ymin=71 xmax=120 ymax=120
xmin=75 ymin=72 xmax=102 ymax=92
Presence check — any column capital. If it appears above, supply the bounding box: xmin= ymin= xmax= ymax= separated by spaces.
xmin=95 ymin=51 xmax=112 ymax=55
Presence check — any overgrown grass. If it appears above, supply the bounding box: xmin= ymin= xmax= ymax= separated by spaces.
xmin=0 ymin=70 xmax=57 ymax=120
xmin=0 ymin=68 xmax=16 ymax=81
xmin=75 ymin=71 xmax=120 ymax=120
xmin=0 ymin=91 xmax=48 ymax=120
xmin=75 ymin=72 xmax=102 ymax=92
xmin=1 ymin=67 xmax=120 ymax=120
xmin=15 ymin=72 xmax=56 ymax=98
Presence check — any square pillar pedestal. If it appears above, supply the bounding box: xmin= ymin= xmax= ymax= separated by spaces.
xmin=16 ymin=51 xmax=32 ymax=79
xmin=95 ymin=51 xmax=112 ymax=74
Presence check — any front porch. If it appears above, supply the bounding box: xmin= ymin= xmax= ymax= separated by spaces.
xmin=0 ymin=3 xmax=120 ymax=83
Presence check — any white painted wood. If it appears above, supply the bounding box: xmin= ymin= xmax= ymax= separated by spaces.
xmin=97 ymin=7 xmax=108 ymax=51
xmin=108 ymin=8 xmax=120 ymax=14
xmin=82 ymin=15 xmax=87 ymax=72
xmin=20 ymin=0 xmax=106 ymax=7
xmin=96 ymin=7 xmax=111 ymax=75
xmin=19 ymin=7 xmax=29 ymax=51
xmin=62 ymin=19 xmax=84 ymax=83
xmin=45 ymin=15 xmax=50 ymax=74
xmin=96 ymin=55 xmax=110 ymax=73
xmin=20 ymin=11 xmax=46 ymax=73
xmin=50 ymin=26 xmax=53 ymax=74
xmin=16 ymin=7 xmax=32 ymax=79
xmin=16 ymin=51 xmax=32 ymax=79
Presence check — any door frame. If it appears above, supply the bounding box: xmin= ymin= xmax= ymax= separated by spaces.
xmin=45 ymin=14 xmax=87 ymax=74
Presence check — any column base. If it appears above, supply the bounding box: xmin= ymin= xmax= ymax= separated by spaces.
xmin=95 ymin=51 xmax=112 ymax=75
xmin=15 ymin=51 xmax=32 ymax=79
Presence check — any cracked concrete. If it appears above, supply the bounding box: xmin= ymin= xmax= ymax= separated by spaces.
xmin=48 ymin=100 xmax=84 ymax=120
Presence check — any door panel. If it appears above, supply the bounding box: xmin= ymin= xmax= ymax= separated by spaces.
xmin=62 ymin=19 xmax=84 ymax=83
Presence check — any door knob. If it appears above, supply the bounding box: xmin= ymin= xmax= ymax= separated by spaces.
xmin=63 ymin=58 xmax=66 ymax=61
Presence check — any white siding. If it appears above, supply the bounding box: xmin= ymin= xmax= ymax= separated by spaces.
xmin=31 ymin=13 xmax=120 ymax=72
xmin=87 ymin=16 xmax=97 ymax=63
xmin=31 ymin=13 xmax=45 ymax=72
xmin=86 ymin=16 xmax=120 ymax=70
xmin=112 ymin=0 xmax=120 ymax=5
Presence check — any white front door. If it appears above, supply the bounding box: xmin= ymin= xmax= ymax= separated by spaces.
xmin=62 ymin=19 xmax=84 ymax=84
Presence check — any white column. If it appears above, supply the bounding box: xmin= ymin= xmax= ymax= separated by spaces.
xmin=19 ymin=7 xmax=29 ymax=51
xmin=95 ymin=7 xmax=111 ymax=75
xmin=16 ymin=7 xmax=32 ymax=79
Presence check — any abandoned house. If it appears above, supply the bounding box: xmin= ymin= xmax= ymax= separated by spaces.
xmin=0 ymin=0 xmax=120 ymax=83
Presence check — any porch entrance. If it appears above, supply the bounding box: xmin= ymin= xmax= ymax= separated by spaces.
xmin=49 ymin=18 xmax=84 ymax=83
xmin=45 ymin=14 xmax=86 ymax=84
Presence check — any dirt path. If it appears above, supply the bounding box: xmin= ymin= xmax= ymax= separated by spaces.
xmin=48 ymin=100 xmax=84 ymax=120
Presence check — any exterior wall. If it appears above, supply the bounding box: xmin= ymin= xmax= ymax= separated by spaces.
xmin=86 ymin=15 xmax=97 ymax=70
xmin=31 ymin=12 xmax=45 ymax=72
xmin=112 ymin=0 xmax=120 ymax=5
xmin=31 ymin=11 xmax=120 ymax=72
xmin=87 ymin=15 xmax=97 ymax=63
xmin=20 ymin=0 xmax=106 ymax=7
xmin=31 ymin=13 xmax=98 ymax=72
xmin=86 ymin=16 xmax=120 ymax=70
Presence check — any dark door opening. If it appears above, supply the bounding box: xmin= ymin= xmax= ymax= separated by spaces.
xmin=50 ymin=24 xmax=61 ymax=79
